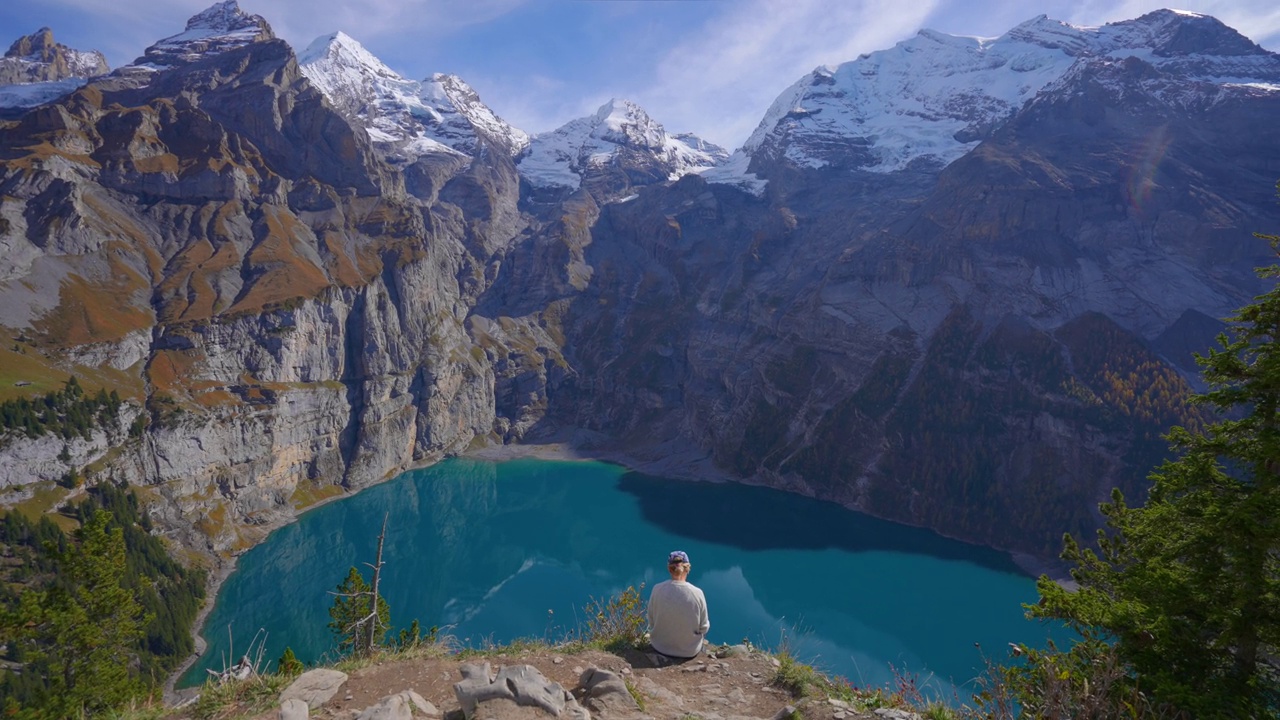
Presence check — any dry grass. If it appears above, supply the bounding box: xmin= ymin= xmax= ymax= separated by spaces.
xmin=6 ymin=482 xmax=75 ymax=526
xmin=289 ymin=480 xmax=347 ymax=510
xmin=228 ymin=207 xmax=330 ymax=316
xmin=33 ymin=262 xmax=152 ymax=347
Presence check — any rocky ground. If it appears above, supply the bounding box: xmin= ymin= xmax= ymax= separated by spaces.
xmin=177 ymin=644 xmax=922 ymax=720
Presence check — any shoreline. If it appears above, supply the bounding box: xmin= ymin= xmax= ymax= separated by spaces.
xmin=167 ymin=437 xmax=1069 ymax=698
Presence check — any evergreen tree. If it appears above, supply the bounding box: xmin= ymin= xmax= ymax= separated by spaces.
xmin=328 ymin=566 xmax=390 ymax=655
xmin=1033 ymin=234 xmax=1280 ymax=717
xmin=11 ymin=510 xmax=150 ymax=716
xmin=276 ymin=646 xmax=304 ymax=676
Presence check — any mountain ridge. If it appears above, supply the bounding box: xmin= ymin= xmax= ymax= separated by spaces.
xmin=0 ymin=1 xmax=1276 ymax=578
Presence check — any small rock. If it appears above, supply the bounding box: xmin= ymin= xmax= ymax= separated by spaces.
xmin=634 ymin=677 xmax=683 ymax=707
xmin=618 ymin=667 xmax=631 ymax=675
xmin=356 ymin=693 xmax=411 ymax=720
xmin=403 ymin=690 xmax=440 ymax=717
xmin=772 ymin=705 xmax=797 ymax=720
xmin=874 ymin=710 xmax=921 ymax=720
xmin=280 ymin=669 xmax=350 ymax=711
xmin=828 ymin=699 xmax=850 ymax=710
xmin=279 ymin=697 xmax=309 ymax=720
xmin=727 ymin=688 xmax=747 ymax=704
xmin=346 ymin=695 xmax=355 ymax=701
xmin=580 ymin=666 xmax=638 ymax=714
xmin=721 ymin=644 xmax=750 ymax=658
xmin=553 ymin=657 xmax=564 ymax=665
xmin=571 ymin=666 xmax=584 ymax=675
xmin=834 ymin=712 xmax=846 ymax=720
xmin=769 ymin=657 xmax=781 ymax=668
xmin=579 ymin=667 xmax=631 ymax=699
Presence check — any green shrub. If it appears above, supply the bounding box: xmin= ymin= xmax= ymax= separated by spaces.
xmin=582 ymin=584 xmax=647 ymax=651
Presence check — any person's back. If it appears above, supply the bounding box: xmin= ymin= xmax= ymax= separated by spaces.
xmin=647 ymin=551 xmax=709 ymax=658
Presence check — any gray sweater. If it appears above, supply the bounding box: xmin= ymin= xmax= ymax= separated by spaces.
xmin=647 ymin=579 xmax=710 ymax=658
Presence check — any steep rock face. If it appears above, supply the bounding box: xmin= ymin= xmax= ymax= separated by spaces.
xmin=538 ymin=17 xmax=1280 ymax=558
xmin=0 ymin=4 xmax=531 ymax=557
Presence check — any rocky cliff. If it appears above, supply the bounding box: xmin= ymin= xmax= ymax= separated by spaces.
xmin=0 ymin=3 xmax=1278 ymax=566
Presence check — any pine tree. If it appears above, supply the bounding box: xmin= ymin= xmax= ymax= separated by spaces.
xmin=1033 ymin=233 xmax=1280 ymax=716
xmin=327 ymin=567 xmax=390 ymax=655
xmin=12 ymin=510 xmax=150 ymax=716
xmin=276 ymin=646 xmax=304 ymax=676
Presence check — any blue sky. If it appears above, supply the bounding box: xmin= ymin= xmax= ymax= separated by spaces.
xmin=2 ymin=0 xmax=1278 ymax=148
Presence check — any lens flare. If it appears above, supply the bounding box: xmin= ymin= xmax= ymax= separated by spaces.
xmin=1126 ymin=125 xmax=1172 ymax=217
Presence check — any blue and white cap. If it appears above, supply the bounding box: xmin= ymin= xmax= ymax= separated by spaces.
xmin=668 ymin=550 xmax=690 ymax=564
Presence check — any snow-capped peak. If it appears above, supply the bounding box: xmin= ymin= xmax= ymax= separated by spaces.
xmin=298 ymin=33 xmax=526 ymax=161
xmin=592 ymin=98 xmax=667 ymax=151
xmin=740 ymin=10 xmax=1279 ymax=176
xmin=518 ymin=98 xmax=727 ymax=191
xmin=134 ymin=0 xmax=274 ymax=69
xmin=299 ymin=31 xmax=395 ymax=78
xmin=0 ymin=27 xmax=109 ymax=110
xmin=299 ymin=31 xmax=416 ymax=116
xmin=3 ymin=27 xmax=109 ymax=80
xmin=419 ymin=73 xmax=530 ymax=156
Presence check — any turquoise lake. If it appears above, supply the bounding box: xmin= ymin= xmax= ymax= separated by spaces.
xmin=182 ymin=458 xmax=1055 ymax=695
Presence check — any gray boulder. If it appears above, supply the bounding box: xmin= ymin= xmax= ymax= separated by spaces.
xmin=279 ymin=668 xmax=349 ymax=710
xmin=279 ymin=697 xmax=309 ymax=720
xmin=455 ymin=663 xmax=587 ymax=720
xmin=578 ymin=667 xmax=638 ymax=715
xmin=356 ymin=693 xmax=412 ymax=720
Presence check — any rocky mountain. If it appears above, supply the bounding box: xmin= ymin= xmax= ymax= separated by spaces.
xmin=0 ymin=27 xmax=108 ymax=111
xmin=297 ymin=32 xmax=528 ymax=161
xmin=735 ymin=9 xmax=1280 ymax=177
xmin=0 ymin=3 xmax=1277 ymax=570
xmin=134 ymin=0 xmax=274 ymax=69
xmin=518 ymin=98 xmax=728 ymax=199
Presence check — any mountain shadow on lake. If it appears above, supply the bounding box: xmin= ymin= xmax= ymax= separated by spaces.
xmin=617 ymin=471 xmax=1024 ymax=575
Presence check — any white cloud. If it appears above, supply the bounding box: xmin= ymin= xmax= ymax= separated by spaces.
xmin=636 ymin=0 xmax=943 ymax=149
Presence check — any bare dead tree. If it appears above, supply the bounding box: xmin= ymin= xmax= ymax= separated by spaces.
xmin=365 ymin=512 xmax=388 ymax=652
xmin=327 ymin=512 xmax=390 ymax=655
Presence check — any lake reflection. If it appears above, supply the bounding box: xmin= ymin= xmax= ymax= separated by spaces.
xmin=184 ymin=458 xmax=1050 ymax=694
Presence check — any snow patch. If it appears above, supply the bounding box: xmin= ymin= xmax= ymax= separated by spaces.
xmin=0 ymin=78 xmax=85 ymax=109
xmin=699 ymin=151 xmax=767 ymax=196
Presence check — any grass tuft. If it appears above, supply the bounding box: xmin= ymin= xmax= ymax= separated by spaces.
xmin=188 ymin=673 xmax=290 ymax=720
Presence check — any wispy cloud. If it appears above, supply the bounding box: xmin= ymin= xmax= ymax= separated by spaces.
xmin=636 ymin=0 xmax=942 ymax=149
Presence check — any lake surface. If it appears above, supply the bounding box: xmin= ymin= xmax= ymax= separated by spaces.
xmin=183 ymin=458 xmax=1054 ymax=695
